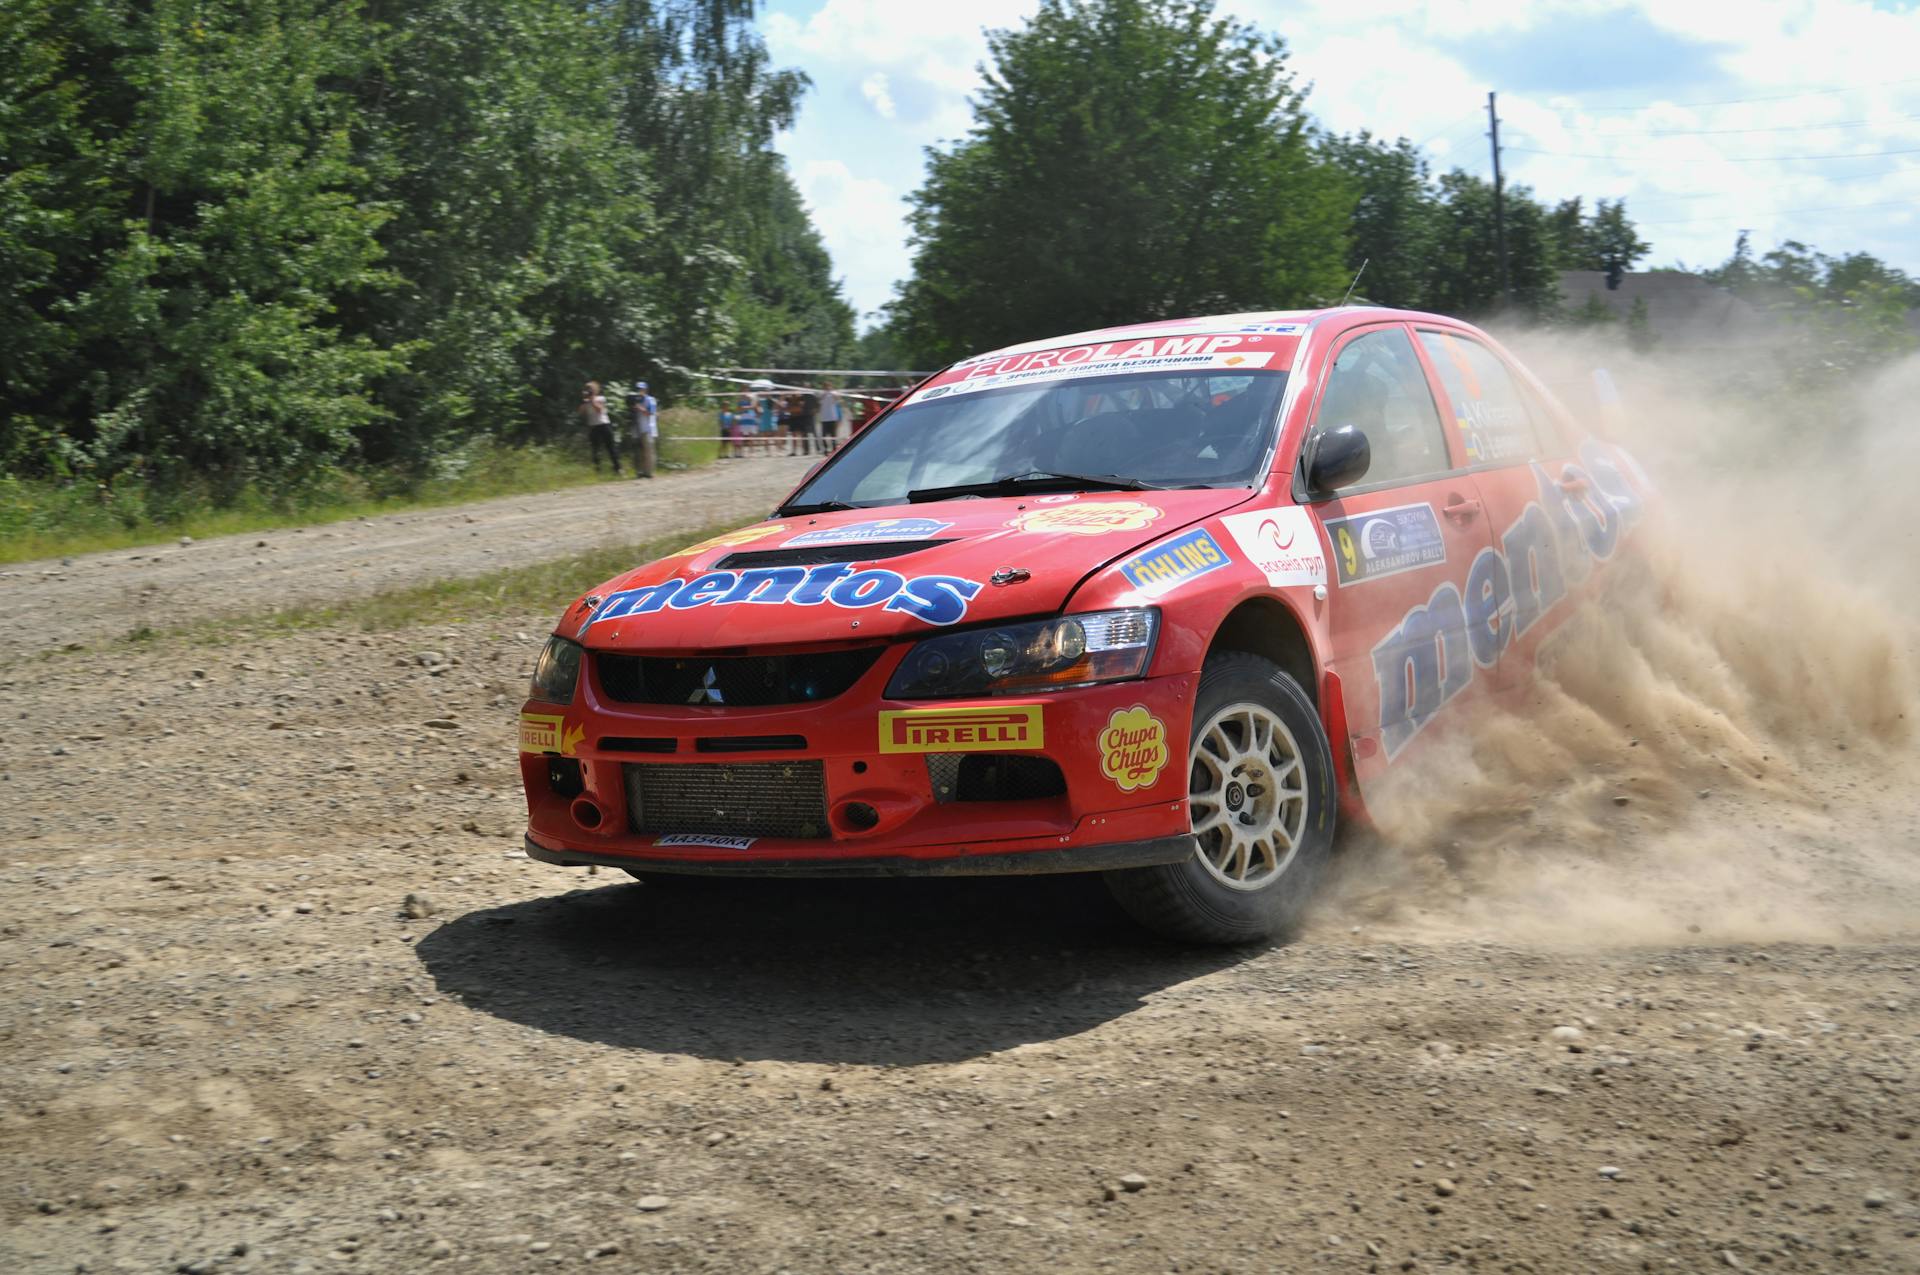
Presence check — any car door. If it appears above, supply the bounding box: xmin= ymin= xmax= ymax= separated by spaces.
xmin=1410 ymin=327 xmax=1646 ymax=693
xmin=1302 ymin=324 xmax=1499 ymax=786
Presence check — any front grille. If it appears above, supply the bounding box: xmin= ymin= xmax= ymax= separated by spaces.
xmin=927 ymin=754 xmax=1068 ymax=804
xmin=716 ymin=540 xmax=953 ymax=569
xmin=625 ymin=760 xmax=828 ymax=839
xmin=597 ymin=648 xmax=882 ymax=707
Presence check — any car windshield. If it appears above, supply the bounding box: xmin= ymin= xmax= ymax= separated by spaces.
xmin=782 ymin=370 xmax=1289 ymax=511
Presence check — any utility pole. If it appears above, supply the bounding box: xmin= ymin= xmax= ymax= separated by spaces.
xmin=1488 ymin=91 xmax=1510 ymax=305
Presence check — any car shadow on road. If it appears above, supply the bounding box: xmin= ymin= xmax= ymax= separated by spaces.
xmin=414 ymin=874 xmax=1239 ymax=1066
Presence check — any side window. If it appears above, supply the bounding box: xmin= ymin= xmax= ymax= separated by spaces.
xmin=1309 ymin=327 xmax=1451 ymax=490
xmin=1416 ymin=330 xmax=1543 ymax=465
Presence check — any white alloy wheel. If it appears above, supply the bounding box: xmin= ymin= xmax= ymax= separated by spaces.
xmin=1188 ymin=702 xmax=1309 ymax=891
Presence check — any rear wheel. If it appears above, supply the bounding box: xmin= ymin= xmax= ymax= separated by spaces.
xmin=1104 ymin=652 xmax=1336 ymax=944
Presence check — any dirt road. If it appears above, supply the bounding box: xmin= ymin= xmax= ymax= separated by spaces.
xmin=2 ymin=473 xmax=1916 ymax=1274
xmin=0 ymin=457 xmax=813 ymax=656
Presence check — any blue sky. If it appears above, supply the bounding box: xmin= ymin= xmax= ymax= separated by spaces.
xmin=760 ymin=0 xmax=1920 ymax=323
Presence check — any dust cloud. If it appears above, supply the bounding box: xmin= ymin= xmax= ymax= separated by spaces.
xmin=1314 ymin=341 xmax=1920 ymax=947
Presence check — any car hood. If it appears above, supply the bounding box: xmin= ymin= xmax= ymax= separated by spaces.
xmin=569 ymin=490 xmax=1257 ymax=652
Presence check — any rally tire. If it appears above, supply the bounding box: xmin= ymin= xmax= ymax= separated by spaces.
xmin=1104 ymin=653 xmax=1336 ymax=945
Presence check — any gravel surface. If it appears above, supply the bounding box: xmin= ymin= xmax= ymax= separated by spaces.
xmin=2 ymin=474 xmax=1917 ymax=1274
xmin=0 ymin=457 xmax=813 ymax=656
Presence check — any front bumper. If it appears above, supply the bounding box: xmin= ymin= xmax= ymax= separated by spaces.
xmin=520 ymin=661 xmax=1199 ymax=874
xmin=524 ymin=832 xmax=1197 ymax=877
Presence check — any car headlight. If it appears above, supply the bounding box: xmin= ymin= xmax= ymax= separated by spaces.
xmin=529 ymin=636 xmax=583 ymax=704
xmin=886 ymin=609 xmax=1159 ymax=699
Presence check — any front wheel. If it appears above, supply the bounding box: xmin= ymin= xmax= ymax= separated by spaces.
xmin=1104 ymin=652 xmax=1337 ymax=944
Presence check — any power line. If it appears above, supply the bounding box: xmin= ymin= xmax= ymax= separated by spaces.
xmin=1591 ymin=112 xmax=1920 ymax=138
xmin=1621 ymin=167 xmax=1920 ymax=204
xmin=1637 ymin=196 xmax=1920 ymax=226
xmin=1507 ymin=143 xmax=1920 ymax=163
xmin=1566 ymin=73 xmax=1920 ymax=114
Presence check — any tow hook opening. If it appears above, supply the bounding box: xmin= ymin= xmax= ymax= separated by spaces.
xmin=569 ymin=797 xmax=604 ymax=831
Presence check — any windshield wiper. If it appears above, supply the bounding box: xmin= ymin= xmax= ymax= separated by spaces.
xmin=907 ymin=471 xmax=1166 ymax=503
xmin=776 ymin=499 xmax=861 ymax=516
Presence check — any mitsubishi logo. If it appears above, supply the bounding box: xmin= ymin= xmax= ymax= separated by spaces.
xmin=688 ymin=667 xmax=724 ymax=705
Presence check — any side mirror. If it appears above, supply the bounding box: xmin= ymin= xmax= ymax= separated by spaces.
xmin=1304 ymin=425 xmax=1370 ymax=496
xmin=802 ymin=459 xmax=825 ymax=481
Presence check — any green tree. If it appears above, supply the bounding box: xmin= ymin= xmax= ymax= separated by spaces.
xmin=1584 ymin=198 xmax=1650 ymax=283
xmin=2 ymin=0 xmax=403 ymax=493
xmin=1318 ymin=132 xmax=1435 ymax=309
xmin=1423 ymin=169 xmax=1558 ymax=316
xmin=891 ymin=0 xmax=1352 ymax=364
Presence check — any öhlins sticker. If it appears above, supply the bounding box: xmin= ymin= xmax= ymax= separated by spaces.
xmin=519 ymin=712 xmax=583 ymax=756
xmin=1099 ymin=705 xmax=1168 ymax=792
xmin=878 ymin=705 xmax=1044 ymax=754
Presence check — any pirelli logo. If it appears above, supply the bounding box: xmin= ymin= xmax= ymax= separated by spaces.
xmin=878 ymin=705 xmax=1045 ymax=754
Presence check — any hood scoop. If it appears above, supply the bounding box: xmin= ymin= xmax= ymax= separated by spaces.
xmin=716 ymin=539 xmax=955 ymax=569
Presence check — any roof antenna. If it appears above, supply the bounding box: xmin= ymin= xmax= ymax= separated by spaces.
xmin=1340 ymin=258 xmax=1370 ymax=308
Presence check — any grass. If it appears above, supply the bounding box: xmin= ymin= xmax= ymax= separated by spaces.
xmin=112 ymin=519 xmax=746 ymax=650
xmin=1 ymin=407 xmax=725 ymax=566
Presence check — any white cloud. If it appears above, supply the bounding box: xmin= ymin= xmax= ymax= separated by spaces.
xmin=859 ymin=71 xmax=896 ymax=119
xmin=789 ymin=158 xmax=913 ymax=322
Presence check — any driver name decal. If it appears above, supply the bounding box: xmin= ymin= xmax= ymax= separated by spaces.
xmin=587 ymin=564 xmax=984 ymax=628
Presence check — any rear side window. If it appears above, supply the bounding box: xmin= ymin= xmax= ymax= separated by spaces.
xmin=1416 ymin=331 xmax=1542 ymax=466
xmin=1307 ymin=327 xmax=1451 ymax=491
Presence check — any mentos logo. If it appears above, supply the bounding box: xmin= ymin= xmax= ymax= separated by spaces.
xmin=587 ymin=564 xmax=983 ymax=629
xmin=786 ymin=517 xmax=952 ymax=548
xmin=1371 ymin=441 xmax=1644 ymax=759
xmin=1121 ymin=528 xmax=1230 ymax=597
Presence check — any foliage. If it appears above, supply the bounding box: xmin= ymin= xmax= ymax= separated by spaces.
xmin=1317 ymin=134 xmax=1649 ymax=318
xmin=888 ymin=0 xmax=1352 ymax=364
xmin=1700 ymin=233 xmax=1920 ymax=381
xmin=0 ymin=0 xmax=853 ymax=498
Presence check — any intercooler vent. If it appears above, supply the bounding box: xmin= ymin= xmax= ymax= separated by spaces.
xmin=599 ymin=736 xmax=676 ymax=754
xmin=926 ymin=754 xmax=1068 ymax=804
xmin=695 ymin=735 xmax=808 ymax=753
xmin=624 ymin=760 xmax=828 ymax=840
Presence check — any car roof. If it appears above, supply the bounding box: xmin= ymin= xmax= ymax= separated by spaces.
xmin=957 ymin=307 xmax=1467 ymax=366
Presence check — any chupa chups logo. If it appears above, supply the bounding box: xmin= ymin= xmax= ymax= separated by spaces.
xmin=1120 ymin=528 xmax=1230 ymax=597
xmin=1009 ymin=500 xmax=1161 ymax=536
xmin=519 ymin=712 xmax=584 ymax=756
xmin=786 ymin=517 xmax=952 ymax=548
xmin=878 ymin=705 xmax=1044 ymax=754
xmin=587 ymin=563 xmax=984 ymax=628
xmin=1099 ymin=705 xmax=1168 ymax=792
xmin=677 ymin=524 xmax=785 ymax=556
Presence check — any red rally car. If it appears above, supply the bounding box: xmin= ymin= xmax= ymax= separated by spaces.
xmin=519 ymin=309 xmax=1650 ymax=943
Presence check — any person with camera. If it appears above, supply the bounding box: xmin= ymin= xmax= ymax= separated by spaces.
xmin=578 ymin=381 xmax=620 ymax=475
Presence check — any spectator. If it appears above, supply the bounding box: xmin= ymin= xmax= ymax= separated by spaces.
xmin=817 ymin=381 xmax=844 ymax=452
xmin=721 ymin=397 xmax=753 ymax=459
xmin=796 ymin=386 xmax=821 ymax=456
xmin=629 ymin=379 xmax=658 ymax=479
xmin=579 ymin=380 xmax=620 ymax=475
xmin=754 ymin=385 xmax=777 ymax=455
